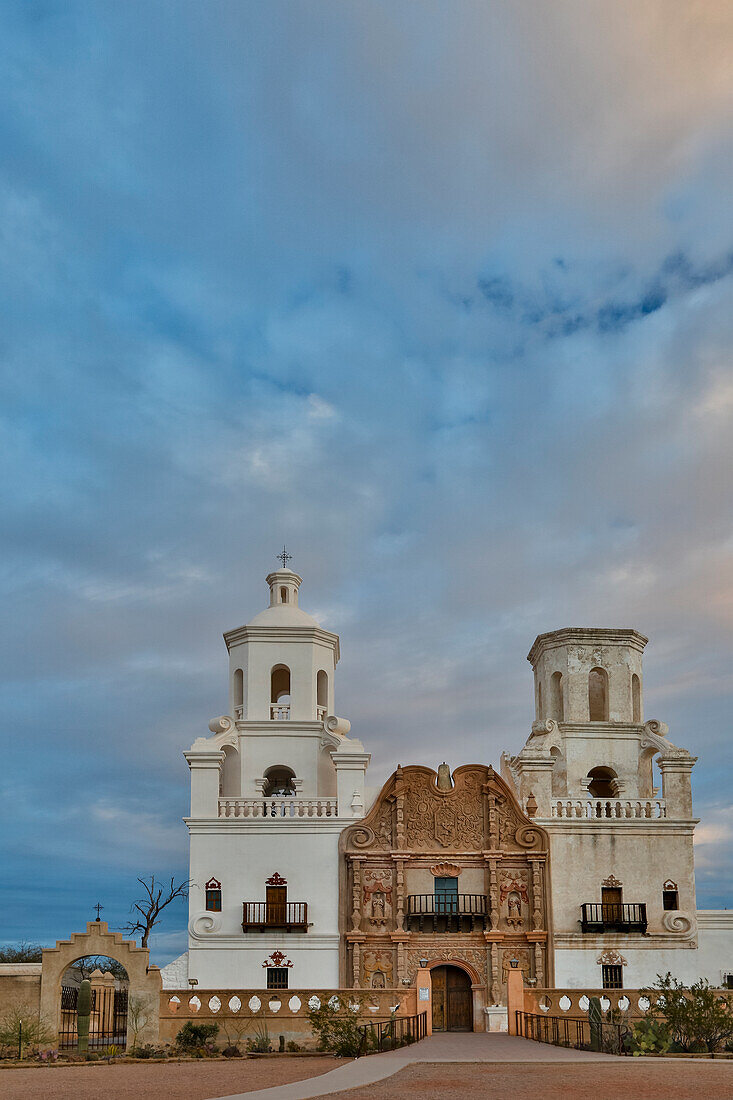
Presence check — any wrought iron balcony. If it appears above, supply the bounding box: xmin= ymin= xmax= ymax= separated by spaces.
xmin=580 ymin=902 xmax=647 ymax=934
xmin=242 ymin=902 xmax=308 ymax=933
xmin=405 ymin=893 xmax=488 ymax=932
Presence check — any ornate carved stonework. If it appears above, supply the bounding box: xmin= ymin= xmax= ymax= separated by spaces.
xmin=499 ymin=870 xmax=529 ymax=929
xmin=363 ymin=868 xmax=393 ymax=927
xmin=601 ymin=874 xmax=622 ymax=888
xmin=362 ymin=948 xmax=394 ymax=988
xmin=597 ymin=950 xmax=627 ymax=966
xmin=340 ymin=765 xmax=551 ymax=999
xmin=430 ymin=863 xmax=462 ymax=878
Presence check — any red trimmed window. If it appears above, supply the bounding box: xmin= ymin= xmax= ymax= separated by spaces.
xmin=205 ymin=878 xmax=222 ymax=912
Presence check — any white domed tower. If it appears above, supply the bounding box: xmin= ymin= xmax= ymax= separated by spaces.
xmin=182 ymin=557 xmax=370 ymax=990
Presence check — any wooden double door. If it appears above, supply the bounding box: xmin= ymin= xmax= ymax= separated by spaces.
xmin=431 ymin=965 xmax=473 ymax=1032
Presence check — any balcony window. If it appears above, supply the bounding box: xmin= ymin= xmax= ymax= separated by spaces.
xmin=406 ymin=892 xmax=488 ymax=932
xmin=434 ymin=876 xmax=459 ymax=913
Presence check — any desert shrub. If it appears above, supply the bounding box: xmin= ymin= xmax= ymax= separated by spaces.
xmin=175 ymin=1021 xmax=219 ymax=1053
xmin=0 ymin=1004 xmax=52 ymax=1059
xmin=307 ymin=999 xmax=364 ymax=1058
xmin=132 ymin=1043 xmax=168 ymax=1059
xmin=641 ymin=973 xmax=733 ymax=1054
xmin=286 ymin=1040 xmax=304 ymax=1052
xmin=222 ymin=1045 xmax=242 ymax=1057
xmin=246 ymin=1021 xmax=272 ymax=1053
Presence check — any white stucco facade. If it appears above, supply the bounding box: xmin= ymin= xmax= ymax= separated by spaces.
xmin=175 ymin=578 xmax=733 ymax=996
xmin=182 ymin=567 xmax=370 ymax=990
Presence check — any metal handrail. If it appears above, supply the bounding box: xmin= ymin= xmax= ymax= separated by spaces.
xmin=241 ymin=901 xmax=308 ymax=931
xmin=406 ymin=894 xmax=487 ymax=915
xmin=580 ymin=902 xmax=647 ymax=933
xmin=357 ymin=1010 xmax=428 ymax=1056
xmin=516 ymin=1010 xmax=630 ymax=1055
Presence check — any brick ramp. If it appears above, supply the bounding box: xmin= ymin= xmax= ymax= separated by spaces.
xmin=209 ymin=1033 xmax=616 ymax=1100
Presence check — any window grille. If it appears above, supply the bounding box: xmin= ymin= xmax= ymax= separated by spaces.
xmin=267 ymin=967 xmax=289 ymax=990
xmin=602 ymin=964 xmax=623 ymax=989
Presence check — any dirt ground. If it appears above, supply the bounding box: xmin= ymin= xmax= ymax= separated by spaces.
xmin=315 ymin=1060 xmax=733 ymax=1100
xmin=0 ymin=1055 xmax=344 ymax=1100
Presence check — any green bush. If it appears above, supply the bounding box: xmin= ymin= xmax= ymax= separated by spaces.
xmin=133 ymin=1043 xmax=168 ymax=1059
xmin=175 ymin=1021 xmax=219 ymax=1053
xmin=641 ymin=973 xmax=733 ymax=1054
xmin=307 ymin=999 xmax=365 ymax=1058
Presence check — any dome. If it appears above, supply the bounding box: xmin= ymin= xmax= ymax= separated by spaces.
xmin=247 ymin=604 xmax=320 ymax=628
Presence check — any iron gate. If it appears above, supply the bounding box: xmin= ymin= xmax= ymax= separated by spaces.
xmin=59 ymin=985 xmax=129 ymax=1050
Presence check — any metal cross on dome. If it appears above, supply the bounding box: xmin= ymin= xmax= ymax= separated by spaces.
xmin=93 ymin=902 xmax=104 ymax=922
xmin=276 ymin=545 xmax=292 ymax=569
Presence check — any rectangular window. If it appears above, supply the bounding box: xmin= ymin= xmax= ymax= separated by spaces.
xmin=206 ymin=888 xmax=222 ymax=912
xmin=434 ymin=876 xmax=459 ymax=914
xmin=723 ymin=974 xmax=733 ymax=990
xmin=602 ymin=965 xmax=623 ymax=989
xmin=266 ymin=967 xmax=289 ymax=990
xmin=663 ymin=890 xmax=678 ymax=911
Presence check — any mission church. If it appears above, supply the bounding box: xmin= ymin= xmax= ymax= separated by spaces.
xmin=161 ymin=560 xmax=733 ymax=1031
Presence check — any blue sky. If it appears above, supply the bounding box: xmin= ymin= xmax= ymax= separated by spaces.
xmin=2 ymin=1 xmax=733 ymax=965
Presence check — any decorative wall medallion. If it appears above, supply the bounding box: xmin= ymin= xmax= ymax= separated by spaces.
xmin=262 ymin=950 xmax=293 ymax=968
xmin=597 ymin=950 xmax=627 ymax=966
xmin=663 ymin=879 xmax=678 ymax=891
xmin=205 ymin=877 xmax=221 ymax=890
xmin=601 ymin=875 xmax=622 ymax=888
xmin=266 ymin=872 xmax=287 ymax=886
xmin=430 ymin=863 xmax=462 ymax=878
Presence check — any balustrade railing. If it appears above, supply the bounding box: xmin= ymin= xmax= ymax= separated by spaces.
xmin=551 ymin=798 xmax=666 ymax=820
xmin=270 ymin=704 xmax=291 ymax=720
xmin=219 ymin=797 xmax=339 ymax=819
xmin=316 ymin=706 xmax=327 ymax=720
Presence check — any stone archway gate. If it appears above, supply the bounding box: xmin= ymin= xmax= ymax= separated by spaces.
xmin=40 ymin=922 xmax=162 ymax=1049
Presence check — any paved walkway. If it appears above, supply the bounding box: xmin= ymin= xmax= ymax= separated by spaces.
xmin=210 ymin=1032 xmax=616 ymax=1100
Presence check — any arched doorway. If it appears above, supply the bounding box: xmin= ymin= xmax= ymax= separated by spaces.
xmin=59 ymin=956 xmax=129 ymax=1051
xmin=431 ymin=965 xmax=473 ymax=1031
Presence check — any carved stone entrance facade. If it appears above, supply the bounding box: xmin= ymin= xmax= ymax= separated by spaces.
xmin=339 ymin=764 xmax=552 ymax=1020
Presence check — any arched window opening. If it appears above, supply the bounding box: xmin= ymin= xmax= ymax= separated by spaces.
xmin=550 ymin=671 xmax=564 ymax=721
xmin=280 ymin=586 xmax=288 ymax=603
xmin=270 ymin=666 xmax=291 ymax=718
xmin=632 ymin=674 xmax=641 ymax=723
xmin=219 ymin=744 xmax=240 ymax=798
xmin=537 ymin=682 xmax=543 ymax=720
xmin=263 ymin=765 xmax=296 ymax=798
xmin=233 ymin=668 xmax=244 ymax=717
xmin=317 ymin=670 xmax=328 ymax=714
xmin=588 ymin=667 xmax=609 ymax=721
xmin=587 ymin=766 xmax=617 ymax=799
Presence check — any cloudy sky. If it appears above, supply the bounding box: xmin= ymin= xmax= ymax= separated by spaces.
xmin=2 ymin=1 xmax=733 ymax=964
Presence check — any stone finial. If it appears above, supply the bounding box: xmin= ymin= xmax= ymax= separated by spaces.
xmin=525 ymin=791 xmax=538 ymax=817
xmin=436 ymin=762 xmax=453 ymax=791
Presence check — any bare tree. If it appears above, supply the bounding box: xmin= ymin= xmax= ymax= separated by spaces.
xmin=122 ymin=876 xmax=190 ymax=949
